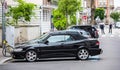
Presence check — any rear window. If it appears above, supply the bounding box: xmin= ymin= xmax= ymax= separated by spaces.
xmin=92 ymin=27 xmax=97 ymax=31
xmin=70 ymin=26 xmax=97 ymax=31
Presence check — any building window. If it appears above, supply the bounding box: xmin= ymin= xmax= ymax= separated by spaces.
xmin=43 ymin=10 xmax=50 ymax=21
xmin=40 ymin=11 xmax=41 ymax=20
xmin=0 ymin=6 xmax=2 ymax=24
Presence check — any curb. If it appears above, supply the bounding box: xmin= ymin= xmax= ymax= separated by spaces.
xmin=0 ymin=57 xmax=12 ymax=64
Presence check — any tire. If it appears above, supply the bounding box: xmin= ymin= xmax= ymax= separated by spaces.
xmin=26 ymin=50 xmax=37 ymax=62
xmin=77 ymin=48 xmax=89 ymax=60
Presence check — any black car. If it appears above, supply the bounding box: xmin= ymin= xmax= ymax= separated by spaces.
xmin=68 ymin=25 xmax=99 ymax=38
xmin=11 ymin=30 xmax=102 ymax=62
xmin=67 ymin=29 xmax=91 ymax=38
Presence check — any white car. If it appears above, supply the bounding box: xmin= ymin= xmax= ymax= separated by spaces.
xmin=116 ymin=22 xmax=120 ymax=28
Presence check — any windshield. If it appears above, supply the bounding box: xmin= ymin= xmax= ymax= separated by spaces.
xmin=21 ymin=33 xmax=49 ymax=44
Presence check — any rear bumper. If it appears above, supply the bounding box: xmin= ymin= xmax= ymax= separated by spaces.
xmin=89 ymin=48 xmax=102 ymax=56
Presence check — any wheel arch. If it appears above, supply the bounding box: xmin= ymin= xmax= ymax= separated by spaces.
xmin=25 ymin=48 xmax=38 ymax=57
xmin=76 ymin=46 xmax=90 ymax=60
xmin=25 ymin=49 xmax=38 ymax=62
xmin=78 ymin=46 xmax=89 ymax=52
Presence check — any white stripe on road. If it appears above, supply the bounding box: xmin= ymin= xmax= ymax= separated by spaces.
xmin=110 ymin=35 xmax=114 ymax=37
xmin=89 ymin=56 xmax=100 ymax=61
xmin=99 ymin=34 xmax=115 ymax=38
xmin=101 ymin=35 xmax=106 ymax=37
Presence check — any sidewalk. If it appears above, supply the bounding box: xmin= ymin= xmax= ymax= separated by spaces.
xmin=97 ymin=27 xmax=120 ymax=38
xmin=0 ymin=48 xmax=12 ymax=64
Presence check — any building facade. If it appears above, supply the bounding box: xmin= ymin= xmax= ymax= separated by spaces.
xmin=0 ymin=0 xmax=57 ymax=33
xmin=85 ymin=0 xmax=114 ymax=24
xmin=115 ymin=7 xmax=120 ymax=12
xmin=0 ymin=0 xmax=57 ymax=46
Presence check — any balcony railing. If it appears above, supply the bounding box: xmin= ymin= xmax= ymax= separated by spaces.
xmin=43 ymin=0 xmax=58 ymax=6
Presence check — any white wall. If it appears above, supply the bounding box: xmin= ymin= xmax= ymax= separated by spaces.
xmin=14 ymin=25 xmax=40 ymax=43
xmin=41 ymin=21 xmax=51 ymax=34
xmin=0 ymin=25 xmax=40 ymax=46
xmin=7 ymin=0 xmax=43 ymax=5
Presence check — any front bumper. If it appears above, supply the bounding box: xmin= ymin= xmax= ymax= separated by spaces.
xmin=89 ymin=48 xmax=102 ymax=56
xmin=11 ymin=51 xmax=25 ymax=59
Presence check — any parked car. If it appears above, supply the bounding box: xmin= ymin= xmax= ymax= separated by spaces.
xmin=115 ymin=22 xmax=120 ymax=28
xmin=67 ymin=29 xmax=91 ymax=38
xmin=67 ymin=25 xmax=99 ymax=38
xmin=11 ymin=30 xmax=102 ymax=62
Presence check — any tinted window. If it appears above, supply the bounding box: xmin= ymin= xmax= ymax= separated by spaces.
xmin=80 ymin=31 xmax=90 ymax=36
xmin=64 ymin=35 xmax=74 ymax=42
xmin=70 ymin=26 xmax=91 ymax=31
xmin=92 ymin=27 xmax=97 ymax=31
xmin=47 ymin=35 xmax=74 ymax=43
xmin=47 ymin=35 xmax=64 ymax=43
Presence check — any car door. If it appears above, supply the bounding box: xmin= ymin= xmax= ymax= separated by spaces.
xmin=59 ymin=35 xmax=79 ymax=56
xmin=40 ymin=35 xmax=66 ymax=58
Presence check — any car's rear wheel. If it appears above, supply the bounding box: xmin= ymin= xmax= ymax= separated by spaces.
xmin=77 ymin=49 xmax=89 ymax=60
xmin=26 ymin=50 xmax=37 ymax=62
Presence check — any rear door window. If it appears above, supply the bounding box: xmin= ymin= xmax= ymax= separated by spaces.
xmin=64 ymin=35 xmax=74 ymax=42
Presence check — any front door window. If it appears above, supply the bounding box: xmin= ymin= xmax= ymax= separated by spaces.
xmin=47 ymin=35 xmax=74 ymax=43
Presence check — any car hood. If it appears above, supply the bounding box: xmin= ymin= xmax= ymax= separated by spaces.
xmin=15 ymin=42 xmax=46 ymax=48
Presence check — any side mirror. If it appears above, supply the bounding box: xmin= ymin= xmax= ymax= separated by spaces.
xmin=44 ymin=40 xmax=49 ymax=44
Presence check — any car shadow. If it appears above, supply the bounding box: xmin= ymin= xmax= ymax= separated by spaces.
xmin=10 ymin=57 xmax=102 ymax=63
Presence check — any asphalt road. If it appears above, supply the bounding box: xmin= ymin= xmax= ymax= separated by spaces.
xmin=1 ymin=29 xmax=120 ymax=70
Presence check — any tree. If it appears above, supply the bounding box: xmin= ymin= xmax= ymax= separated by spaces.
xmin=6 ymin=0 xmax=36 ymax=25
xmin=53 ymin=10 xmax=77 ymax=30
xmin=58 ymin=0 xmax=81 ymax=28
xmin=53 ymin=9 xmax=66 ymax=30
xmin=90 ymin=0 xmax=96 ymax=25
xmin=70 ymin=14 xmax=77 ymax=25
xmin=110 ymin=12 xmax=120 ymax=22
xmin=94 ymin=8 xmax=105 ymax=21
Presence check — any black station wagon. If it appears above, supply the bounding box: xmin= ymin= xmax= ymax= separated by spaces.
xmin=68 ymin=25 xmax=99 ymax=38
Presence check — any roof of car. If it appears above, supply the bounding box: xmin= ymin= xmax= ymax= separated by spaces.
xmin=67 ymin=25 xmax=93 ymax=29
xmin=47 ymin=30 xmax=88 ymax=40
xmin=68 ymin=29 xmax=87 ymax=32
xmin=49 ymin=30 xmax=79 ymax=35
xmin=70 ymin=25 xmax=94 ymax=27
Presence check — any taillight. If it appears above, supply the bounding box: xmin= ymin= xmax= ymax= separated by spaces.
xmin=95 ymin=30 xmax=98 ymax=35
xmin=96 ymin=41 xmax=100 ymax=45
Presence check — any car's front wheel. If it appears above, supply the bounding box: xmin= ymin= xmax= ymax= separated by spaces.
xmin=26 ymin=50 xmax=37 ymax=62
xmin=77 ymin=49 xmax=89 ymax=60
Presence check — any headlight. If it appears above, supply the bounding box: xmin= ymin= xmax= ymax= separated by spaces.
xmin=14 ymin=48 xmax=23 ymax=52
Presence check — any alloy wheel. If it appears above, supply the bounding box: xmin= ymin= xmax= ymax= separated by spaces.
xmin=26 ymin=50 xmax=37 ymax=62
xmin=77 ymin=49 xmax=89 ymax=60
